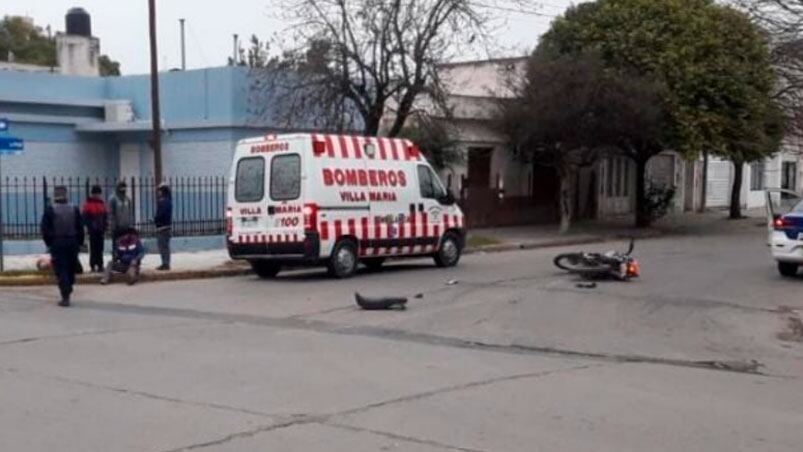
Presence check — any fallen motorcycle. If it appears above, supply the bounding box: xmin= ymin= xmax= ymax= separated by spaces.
xmin=553 ymin=238 xmax=640 ymax=281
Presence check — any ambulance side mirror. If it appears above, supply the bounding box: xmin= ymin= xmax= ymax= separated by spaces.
xmin=439 ymin=192 xmax=456 ymax=206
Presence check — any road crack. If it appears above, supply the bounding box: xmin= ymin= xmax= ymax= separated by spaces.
xmin=160 ymin=365 xmax=594 ymax=452
xmin=323 ymin=422 xmax=489 ymax=452
xmin=0 ymin=366 xmax=282 ymax=419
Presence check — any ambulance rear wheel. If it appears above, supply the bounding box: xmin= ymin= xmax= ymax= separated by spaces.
xmin=434 ymin=232 xmax=462 ymax=268
xmin=250 ymin=260 xmax=282 ymax=279
xmin=362 ymin=258 xmax=385 ymax=271
xmin=328 ymin=240 xmax=358 ymax=278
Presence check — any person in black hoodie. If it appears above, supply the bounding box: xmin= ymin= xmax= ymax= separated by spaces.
xmin=41 ymin=186 xmax=85 ymax=307
xmin=154 ymin=184 xmax=173 ymax=270
xmin=82 ymin=185 xmax=108 ymax=272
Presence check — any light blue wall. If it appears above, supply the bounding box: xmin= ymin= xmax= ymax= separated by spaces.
xmin=0 ymin=70 xmax=106 ymax=104
xmin=0 ymin=65 xmax=311 ymax=182
xmin=106 ymin=66 xmax=245 ymax=126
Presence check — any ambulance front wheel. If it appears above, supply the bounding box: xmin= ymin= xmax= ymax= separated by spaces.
xmin=434 ymin=232 xmax=462 ymax=268
xmin=328 ymin=240 xmax=358 ymax=278
xmin=250 ymin=260 xmax=282 ymax=279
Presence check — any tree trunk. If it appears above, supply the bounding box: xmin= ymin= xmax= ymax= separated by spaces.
xmin=730 ymin=160 xmax=744 ymax=219
xmin=558 ymin=168 xmax=573 ymax=234
xmin=635 ymin=158 xmax=650 ymax=228
xmin=363 ymin=113 xmax=382 ymax=136
xmin=698 ymin=150 xmax=708 ymax=213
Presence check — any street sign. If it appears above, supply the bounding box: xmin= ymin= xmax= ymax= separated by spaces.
xmin=0 ymin=136 xmax=24 ymax=154
xmin=0 ymin=122 xmax=23 ymax=271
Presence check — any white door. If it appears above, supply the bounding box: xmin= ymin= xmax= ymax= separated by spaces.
xmin=599 ymin=157 xmax=633 ymax=216
xmin=119 ymin=143 xmax=140 ymax=179
xmin=707 ymin=160 xmax=732 ymax=208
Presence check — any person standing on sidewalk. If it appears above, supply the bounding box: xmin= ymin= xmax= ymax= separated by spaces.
xmin=108 ymin=181 xmax=132 ymax=256
xmin=81 ymin=185 xmax=108 ymax=272
xmin=154 ymin=184 xmax=173 ymax=271
xmin=41 ymin=186 xmax=85 ymax=307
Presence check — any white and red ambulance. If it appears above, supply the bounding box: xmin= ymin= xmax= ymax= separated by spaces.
xmin=226 ymin=133 xmax=465 ymax=278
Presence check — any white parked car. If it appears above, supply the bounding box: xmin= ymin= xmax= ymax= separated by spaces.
xmin=765 ymin=189 xmax=803 ymax=277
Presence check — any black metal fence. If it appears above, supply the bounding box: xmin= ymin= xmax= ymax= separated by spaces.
xmin=0 ymin=176 xmax=228 ymax=240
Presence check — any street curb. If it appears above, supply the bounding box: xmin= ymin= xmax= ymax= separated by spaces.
xmin=0 ymin=265 xmax=253 ymax=287
xmin=0 ymin=232 xmax=662 ymax=287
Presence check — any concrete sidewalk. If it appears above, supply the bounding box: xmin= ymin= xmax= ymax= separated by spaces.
xmin=469 ymin=208 xmax=767 ymax=247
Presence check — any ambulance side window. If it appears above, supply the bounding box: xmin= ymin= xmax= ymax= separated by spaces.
xmin=417 ymin=165 xmax=446 ymax=200
xmin=270 ymin=154 xmax=301 ymax=201
xmin=235 ymin=157 xmax=265 ymax=203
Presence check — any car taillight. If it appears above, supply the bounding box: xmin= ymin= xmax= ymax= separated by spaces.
xmin=303 ymin=203 xmax=319 ymax=233
xmin=774 ymin=216 xmax=789 ymax=230
xmin=225 ymin=207 xmax=233 ymax=236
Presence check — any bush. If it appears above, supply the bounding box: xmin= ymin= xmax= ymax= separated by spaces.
xmin=644 ymin=185 xmax=676 ymax=221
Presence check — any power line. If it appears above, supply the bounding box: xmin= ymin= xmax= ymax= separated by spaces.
xmin=468 ymin=1 xmax=559 ymax=18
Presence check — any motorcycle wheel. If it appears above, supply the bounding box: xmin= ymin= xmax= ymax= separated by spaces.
xmin=553 ymin=253 xmax=612 ymax=275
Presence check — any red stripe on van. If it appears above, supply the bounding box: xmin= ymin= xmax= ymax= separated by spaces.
xmin=389 ymin=138 xmax=400 ymax=160
xmin=433 ymin=224 xmax=440 ymax=251
xmin=348 ymin=218 xmax=356 ymax=236
xmin=409 ymin=206 xmax=417 ymax=253
xmin=396 ymin=221 xmax=405 ymax=255
xmin=377 ymin=137 xmax=388 ymax=160
xmin=334 ymin=220 xmax=343 ymax=239
xmin=351 ymin=135 xmax=362 ymax=159
xmin=338 ymin=135 xmax=349 ymax=159
xmin=360 ymin=217 xmax=369 ymax=256
xmin=320 ymin=221 xmax=329 ymax=241
xmin=324 ymin=135 xmax=336 ymax=158
xmin=444 ymin=214 xmax=451 ymax=230
xmin=453 ymin=215 xmax=460 ymax=229
xmin=373 ymin=217 xmax=382 ymax=256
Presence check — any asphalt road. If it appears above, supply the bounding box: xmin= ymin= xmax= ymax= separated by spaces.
xmin=1 ymin=225 xmax=802 ymax=451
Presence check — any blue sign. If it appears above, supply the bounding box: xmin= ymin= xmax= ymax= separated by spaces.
xmin=0 ymin=118 xmax=8 ymax=132
xmin=0 ymin=136 xmax=24 ymax=155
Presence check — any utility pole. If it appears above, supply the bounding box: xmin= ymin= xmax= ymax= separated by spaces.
xmin=232 ymin=34 xmax=239 ymax=65
xmin=148 ymin=0 xmax=163 ymax=183
xmin=179 ymin=18 xmax=186 ymax=71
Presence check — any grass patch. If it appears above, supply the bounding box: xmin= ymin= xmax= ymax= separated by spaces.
xmin=467 ymin=235 xmax=503 ymax=248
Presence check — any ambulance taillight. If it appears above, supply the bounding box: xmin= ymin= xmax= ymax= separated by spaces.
xmin=225 ymin=208 xmax=233 ymax=236
xmin=312 ymin=140 xmax=327 ymax=155
xmin=303 ymin=203 xmax=319 ymax=233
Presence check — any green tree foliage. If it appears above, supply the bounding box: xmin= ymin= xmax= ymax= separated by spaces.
xmin=538 ymin=0 xmax=782 ymax=222
xmin=0 ymin=15 xmax=121 ymax=75
xmin=99 ymin=54 xmax=121 ymax=76
xmin=0 ymin=16 xmax=56 ymax=67
xmin=497 ymin=51 xmax=671 ymax=231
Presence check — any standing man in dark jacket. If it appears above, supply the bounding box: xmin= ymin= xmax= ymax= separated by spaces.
xmin=41 ymin=186 xmax=84 ymax=307
xmin=82 ymin=185 xmax=108 ymax=272
xmin=154 ymin=184 xmax=173 ymax=270
xmin=108 ymin=181 xmax=132 ymax=257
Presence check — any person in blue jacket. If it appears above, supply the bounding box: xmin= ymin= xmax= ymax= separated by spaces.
xmin=154 ymin=183 xmax=173 ymax=270
xmin=41 ymin=186 xmax=85 ymax=307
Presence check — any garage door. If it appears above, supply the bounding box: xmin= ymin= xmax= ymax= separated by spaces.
xmin=707 ymin=160 xmax=732 ymax=208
